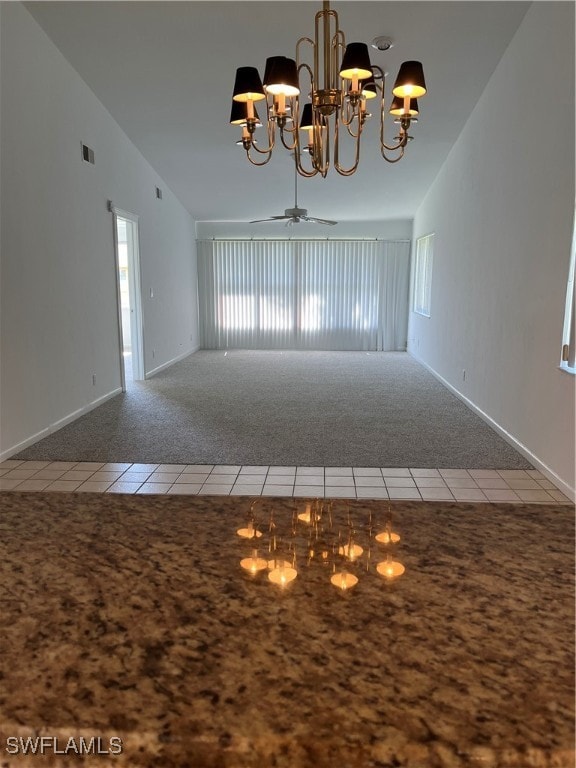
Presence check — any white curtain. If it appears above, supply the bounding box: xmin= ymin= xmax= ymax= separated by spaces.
xmin=198 ymin=239 xmax=410 ymax=351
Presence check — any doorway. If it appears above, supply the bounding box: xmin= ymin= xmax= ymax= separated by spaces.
xmin=111 ymin=207 xmax=144 ymax=389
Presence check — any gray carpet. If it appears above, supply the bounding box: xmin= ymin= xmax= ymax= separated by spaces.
xmin=15 ymin=351 xmax=532 ymax=468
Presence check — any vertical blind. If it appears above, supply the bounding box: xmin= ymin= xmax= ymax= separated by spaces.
xmin=198 ymin=239 xmax=410 ymax=351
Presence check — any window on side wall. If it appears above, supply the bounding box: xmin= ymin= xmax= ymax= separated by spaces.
xmin=413 ymin=233 xmax=434 ymax=317
xmin=560 ymin=210 xmax=576 ymax=373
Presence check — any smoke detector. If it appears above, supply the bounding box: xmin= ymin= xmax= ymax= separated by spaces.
xmin=371 ymin=36 xmax=394 ymax=51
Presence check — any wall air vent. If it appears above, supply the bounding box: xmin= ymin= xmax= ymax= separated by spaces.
xmin=155 ymin=186 xmax=163 ymax=200
xmin=81 ymin=143 xmax=95 ymax=165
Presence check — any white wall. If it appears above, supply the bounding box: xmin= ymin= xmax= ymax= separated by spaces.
xmin=408 ymin=2 xmax=575 ymax=496
xmin=196 ymin=219 xmax=412 ymax=241
xmin=0 ymin=4 xmax=199 ymax=459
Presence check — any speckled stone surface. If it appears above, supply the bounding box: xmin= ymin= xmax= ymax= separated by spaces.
xmin=0 ymin=492 xmax=573 ymax=767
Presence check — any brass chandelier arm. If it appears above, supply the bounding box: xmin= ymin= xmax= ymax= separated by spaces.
xmin=379 ymin=96 xmax=410 ymax=152
xmin=296 ymin=37 xmax=315 ymax=67
xmin=250 ymin=139 xmax=275 ymax=155
xmin=292 ymin=61 xmax=321 ymax=176
xmin=334 ymin=114 xmax=360 ymax=176
xmin=313 ymin=116 xmax=330 ymax=177
xmin=251 ymin=141 xmax=275 ymax=156
xmin=315 ymin=4 xmax=339 ymax=91
xmin=345 ymin=117 xmax=362 ymax=140
xmin=334 ymin=154 xmax=360 ymax=176
xmin=280 ymin=131 xmax=298 ymax=152
xmin=379 ymin=107 xmax=410 ymax=153
xmin=250 ymin=110 xmax=276 ymax=155
xmin=333 ymin=32 xmax=345 ymax=93
xmin=373 ymin=67 xmax=410 ymax=156
xmin=295 ymin=159 xmax=320 ymax=178
xmin=380 ymin=144 xmax=406 ymax=163
xmin=245 ymin=148 xmax=273 ymax=166
xmin=294 ymin=142 xmax=320 ymax=178
xmin=341 ymin=100 xmax=361 ymax=131
xmin=279 ymin=116 xmax=298 ymax=152
xmin=297 ymin=61 xmax=314 ymax=85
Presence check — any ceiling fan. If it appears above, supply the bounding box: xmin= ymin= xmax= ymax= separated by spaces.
xmin=250 ymin=164 xmax=337 ymax=226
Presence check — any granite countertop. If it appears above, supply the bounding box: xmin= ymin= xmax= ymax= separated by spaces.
xmin=0 ymin=492 xmax=573 ymax=767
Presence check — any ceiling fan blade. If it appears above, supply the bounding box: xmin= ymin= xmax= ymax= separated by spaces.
xmin=301 ymin=216 xmax=338 ymax=226
xmin=249 ymin=161 xmax=337 ymax=225
xmin=249 ymin=216 xmax=290 ymax=223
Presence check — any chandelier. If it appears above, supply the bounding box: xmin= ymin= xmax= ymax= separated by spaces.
xmin=229 ymin=1 xmax=427 ymax=177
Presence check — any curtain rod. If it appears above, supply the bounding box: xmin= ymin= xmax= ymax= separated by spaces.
xmin=197 ymin=238 xmax=411 ymax=243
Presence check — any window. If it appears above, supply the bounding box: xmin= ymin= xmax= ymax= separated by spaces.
xmin=413 ymin=234 xmax=434 ymax=317
xmin=560 ymin=211 xmax=576 ymax=372
xmin=197 ymin=239 xmax=411 ymax=351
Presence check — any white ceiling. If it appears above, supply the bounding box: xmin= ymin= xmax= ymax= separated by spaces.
xmin=25 ymin=1 xmax=530 ymax=223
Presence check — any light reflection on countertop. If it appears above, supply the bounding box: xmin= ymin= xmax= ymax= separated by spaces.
xmin=237 ymin=498 xmax=407 ymax=592
xmin=0 ymin=491 xmax=573 ymax=767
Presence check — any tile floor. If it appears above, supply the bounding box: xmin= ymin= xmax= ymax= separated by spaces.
xmin=0 ymin=460 xmax=571 ymax=503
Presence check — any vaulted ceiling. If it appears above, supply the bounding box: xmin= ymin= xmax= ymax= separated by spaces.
xmin=25 ymin=1 xmax=530 ymax=223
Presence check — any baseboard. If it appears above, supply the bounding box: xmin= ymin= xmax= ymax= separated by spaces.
xmin=2 ymin=346 xmax=201 ymax=460
xmin=409 ymin=350 xmax=575 ymax=502
xmin=0 ymin=388 xmax=123 ymax=462
xmin=146 ymin=346 xmax=200 ymax=379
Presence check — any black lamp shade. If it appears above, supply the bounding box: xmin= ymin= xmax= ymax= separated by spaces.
xmin=389 ymin=95 xmax=419 ymax=116
xmin=299 ymin=103 xmax=326 ymax=130
xmin=299 ymin=103 xmax=313 ymax=130
xmin=263 ymin=56 xmax=286 ymax=89
xmin=340 ymin=42 xmax=372 ymax=80
xmin=232 ymin=66 xmax=266 ymax=102
xmin=359 ymin=74 xmax=377 ymax=100
xmin=229 ymin=100 xmax=261 ymax=125
xmin=265 ymin=57 xmax=300 ymax=96
xmin=392 ymin=61 xmax=426 ymax=98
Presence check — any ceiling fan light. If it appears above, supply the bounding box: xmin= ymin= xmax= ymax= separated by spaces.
xmin=232 ymin=66 xmax=266 ymax=102
xmin=339 ymin=42 xmax=373 ymax=80
xmin=265 ymin=57 xmax=300 ymax=96
xmin=229 ymin=100 xmax=261 ymax=125
xmin=392 ymin=60 xmax=426 ymax=98
xmin=389 ymin=95 xmax=419 ymax=116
